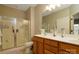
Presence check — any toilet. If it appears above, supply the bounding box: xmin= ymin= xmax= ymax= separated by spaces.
xmin=24 ymin=41 xmax=33 ymax=54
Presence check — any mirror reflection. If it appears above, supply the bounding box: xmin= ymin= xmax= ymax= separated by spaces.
xmin=42 ymin=4 xmax=79 ymax=35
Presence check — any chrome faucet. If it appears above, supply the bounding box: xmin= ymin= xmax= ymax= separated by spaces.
xmin=61 ymin=28 xmax=64 ymax=38
xmin=53 ymin=31 xmax=56 ymax=36
xmin=53 ymin=24 xmax=57 ymax=37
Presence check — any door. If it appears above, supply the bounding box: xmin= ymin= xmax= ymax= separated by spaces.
xmin=16 ymin=19 xmax=29 ymax=47
xmin=0 ymin=17 xmax=29 ymax=50
xmin=1 ymin=19 xmax=14 ymax=49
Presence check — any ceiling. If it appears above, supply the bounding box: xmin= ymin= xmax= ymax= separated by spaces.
xmin=3 ymin=4 xmax=36 ymax=11
xmin=3 ymin=4 xmax=71 ymax=15
xmin=42 ymin=4 xmax=72 ymax=16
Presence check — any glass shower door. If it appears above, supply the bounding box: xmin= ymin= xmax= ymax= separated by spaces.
xmin=0 ymin=16 xmax=30 ymax=50
xmin=0 ymin=17 xmax=14 ymax=50
xmin=16 ymin=18 xmax=29 ymax=47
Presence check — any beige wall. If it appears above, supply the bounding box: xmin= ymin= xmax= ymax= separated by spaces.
xmin=25 ymin=7 xmax=35 ymax=39
xmin=0 ymin=5 xmax=26 ymax=19
xmin=25 ymin=8 xmax=31 ymax=20
xmin=25 ymin=5 xmax=47 ymax=36
xmin=30 ymin=7 xmax=35 ymax=37
xmin=34 ymin=5 xmax=47 ymax=34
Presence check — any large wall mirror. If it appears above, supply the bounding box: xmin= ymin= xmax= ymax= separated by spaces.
xmin=42 ymin=4 xmax=79 ymax=35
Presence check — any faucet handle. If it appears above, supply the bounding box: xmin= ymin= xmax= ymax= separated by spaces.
xmin=61 ymin=28 xmax=65 ymax=38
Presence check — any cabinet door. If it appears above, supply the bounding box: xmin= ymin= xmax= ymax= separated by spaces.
xmin=2 ymin=20 xmax=14 ymax=49
xmin=59 ymin=42 xmax=79 ymax=54
xmin=37 ymin=42 xmax=43 ymax=54
xmin=59 ymin=49 xmax=70 ymax=54
xmin=44 ymin=44 xmax=58 ymax=54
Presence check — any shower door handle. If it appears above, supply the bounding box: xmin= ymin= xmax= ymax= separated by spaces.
xmin=12 ymin=29 xmax=19 ymax=33
xmin=16 ymin=29 xmax=19 ymax=33
xmin=12 ymin=29 xmax=15 ymax=33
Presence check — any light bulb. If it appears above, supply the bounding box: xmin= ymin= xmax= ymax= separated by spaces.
xmin=56 ymin=4 xmax=61 ymax=7
xmin=46 ymin=4 xmax=61 ymax=11
xmin=50 ymin=4 xmax=56 ymax=9
xmin=46 ymin=6 xmax=52 ymax=11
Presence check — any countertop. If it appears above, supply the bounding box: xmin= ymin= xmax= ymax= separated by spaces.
xmin=35 ymin=34 xmax=79 ymax=46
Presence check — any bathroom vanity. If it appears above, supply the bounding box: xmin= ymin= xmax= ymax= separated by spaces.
xmin=32 ymin=34 xmax=79 ymax=54
xmin=32 ymin=4 xmax=79 ymax=54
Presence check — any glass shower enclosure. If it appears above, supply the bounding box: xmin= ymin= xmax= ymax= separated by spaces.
xmin=0 ymin=16 xmax=30 ymax=51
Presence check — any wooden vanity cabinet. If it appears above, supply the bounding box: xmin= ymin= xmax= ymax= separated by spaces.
xmin=32 ymin=36 xmax=79 ymax=54
xmin=32 ymin=36 xmax=59 ymax=54
xmin=32 ymin=36 xmax=44 ymax=54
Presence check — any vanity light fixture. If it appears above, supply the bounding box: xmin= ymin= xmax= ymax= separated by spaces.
xmin=56 ymin=4 xmax=61 ymax=7
xmin=46 ymin=4 xmax=61 ymax=11
xmin=46 ymin=5 xmax=52 ymax=11
xmin=49 ymin=4 xmax=56 ymax=9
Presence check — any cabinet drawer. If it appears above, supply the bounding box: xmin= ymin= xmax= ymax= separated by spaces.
xmin=44 ymin=49 xmax=53 ymax=54
xmin=44 ymin=39 xmax=58 ymax=47
xmin=44 ymin=44 xmax=58 ymax=53
xmin=59 ymin=49 xmax=70 ymax=54
xmin=33 ymin=36 xmax=43 ymax=43
xmin=59 ymin=42 xmax=79 ymax=53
